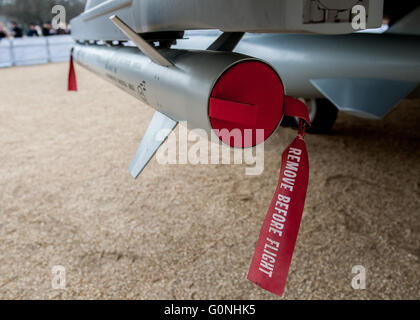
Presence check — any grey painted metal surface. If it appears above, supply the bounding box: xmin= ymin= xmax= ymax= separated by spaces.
xmin=311 ymin=78 xmax=417 ymax=118
xmin=174 ymin=32 xmax=420 ymax=118
xmin=129 ymin=111 xmax=178 ymax=178
xmin=71 ymin=0 xmax=384 ymax=41
xmin=72 ymin=43 xmax=262 ymax=135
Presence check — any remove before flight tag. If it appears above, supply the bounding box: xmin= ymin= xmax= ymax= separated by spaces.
xmin=248 ymin=97 xmax=311 ymax=296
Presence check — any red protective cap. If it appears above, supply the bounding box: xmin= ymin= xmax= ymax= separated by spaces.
xmin=209 ymin=61 xmax=284 ymax=148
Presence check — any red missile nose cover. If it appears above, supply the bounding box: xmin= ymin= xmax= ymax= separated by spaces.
xmin=209 ymin=61 xmax=284 ymax=148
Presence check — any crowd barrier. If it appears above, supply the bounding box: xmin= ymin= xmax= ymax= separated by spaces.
xmin=0 ymin=35 xmax=74 ymax=68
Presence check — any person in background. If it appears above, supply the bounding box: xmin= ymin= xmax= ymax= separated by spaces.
xmin=0 ymin=22 xmax=10 ymax=40
xmin=55 ymin=22 xmax=67 ymax=35
xmin=11 ymin=21 xmax=23 ymax=38
xmin=42 ymin=22 xmax=52 ymax=36
xmin=27 ymin=23 xmax=39 ymax=37
xmin=35 ymin=25 xmax=42 ymax=36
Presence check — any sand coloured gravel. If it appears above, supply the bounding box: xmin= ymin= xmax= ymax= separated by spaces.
xmin=0 ymin=63 xmax=419 ymax=299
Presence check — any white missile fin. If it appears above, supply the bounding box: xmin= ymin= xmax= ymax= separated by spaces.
xmin=109 ymin=15 xmax=173 ymax=67
xmin=129 ymin=111 xmax=178 ymax=179
xmin=310 ymin=78 xmax=418 ymax=119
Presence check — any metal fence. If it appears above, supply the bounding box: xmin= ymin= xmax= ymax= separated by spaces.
xmin=0 ymin=35 xmax=74 ymax=68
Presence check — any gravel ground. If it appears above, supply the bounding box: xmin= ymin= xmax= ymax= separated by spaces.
xmin=0 ymin=62 xmax=419 ymax=300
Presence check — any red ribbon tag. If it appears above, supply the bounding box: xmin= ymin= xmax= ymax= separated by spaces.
xmin=68 ymin=53 xmax=78 ymax=92
xmin=248 ymin=97 xmax=310 ymax=297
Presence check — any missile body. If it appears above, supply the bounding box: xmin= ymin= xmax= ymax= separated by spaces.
xmin=72 ymin=44 xmax=285 ymax=148
xmin=73 ymin=44 xmax=248 ymax=134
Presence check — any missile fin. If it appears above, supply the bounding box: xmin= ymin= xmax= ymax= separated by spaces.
xmin=310 ymin=78 xmax=418 ymax=119
xmin=207 ymin=32 xmax=245 ymax=52
xmin=129 ymin=111 xmax=178 ymax=179
xmin=110 ymin=15 xmax=173 ymax=67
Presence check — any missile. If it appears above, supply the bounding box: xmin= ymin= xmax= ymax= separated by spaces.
xmin=72 ymin=43 xmax=286 ymax=142
xmin=72 ymin=34 xmax=290 ymax=177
